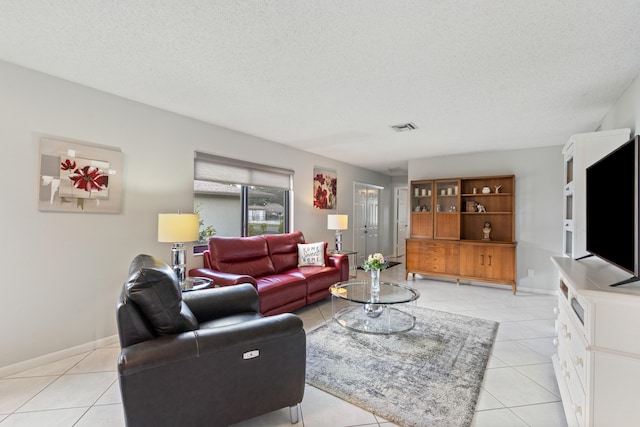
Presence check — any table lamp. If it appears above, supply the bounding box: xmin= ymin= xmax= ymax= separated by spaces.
xmin=327 ymin=214 xmax=348 ymax=252
xmin=158 ymin=212 xmax=199 ymax=286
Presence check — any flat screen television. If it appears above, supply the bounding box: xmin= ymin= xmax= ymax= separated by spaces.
xmin=585 ymin=135 xmax=640 ymax=286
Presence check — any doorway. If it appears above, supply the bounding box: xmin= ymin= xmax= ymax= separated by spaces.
xmin=353 ymin=182 xmax=382 ymax=265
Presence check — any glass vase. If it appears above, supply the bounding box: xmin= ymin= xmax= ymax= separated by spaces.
xmin=370 ymin=268 xmax=381 ymax=292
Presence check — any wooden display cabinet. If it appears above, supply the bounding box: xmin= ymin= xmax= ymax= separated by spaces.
xmin=407 ymin=174 xmax=517 ymax=293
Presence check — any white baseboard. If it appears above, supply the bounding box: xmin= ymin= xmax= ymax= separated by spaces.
xmin=513 ymin=285 xmax=557 ymax=295
xmin=0 ymin=335 xmax=119 ymax=377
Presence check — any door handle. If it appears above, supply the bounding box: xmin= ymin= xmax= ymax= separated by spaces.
xmin=480 ymin=254 xmax=484 ymax=266
xmin=488 ymin=255 xmax=492 ymax=266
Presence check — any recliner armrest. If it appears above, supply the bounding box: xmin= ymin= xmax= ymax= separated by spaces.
xmin=118 ymin=313 xmax=304 ymax=377
xmin=182 ymin=283 xmax=260 ymax=322
xmin=195 ymin=313 xmax=304 ymax=354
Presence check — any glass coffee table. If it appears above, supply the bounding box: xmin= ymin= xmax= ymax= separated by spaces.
xmin=329 ymin=281 xmax=420 ymax=334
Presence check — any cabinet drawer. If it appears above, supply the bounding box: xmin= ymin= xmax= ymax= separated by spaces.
xmin=557 ymin=342 xmax=586 ymax=427
xmin=557 ymin=304 xmax=588 ymax=390
xmin=420 ymin=242 xmax=459 ymax=274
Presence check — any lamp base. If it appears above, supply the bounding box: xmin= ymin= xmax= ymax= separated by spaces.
xmin=170 ymin=243 xmax=187 ymax=285
xmin=334 ymin=230 xmax=343 ymax=253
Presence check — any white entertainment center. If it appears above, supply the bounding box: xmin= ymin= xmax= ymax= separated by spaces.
xmin=553 ymin=129 xmax=640 ymax=427
xmin=551 ymin=256 xmax=640 ymax=427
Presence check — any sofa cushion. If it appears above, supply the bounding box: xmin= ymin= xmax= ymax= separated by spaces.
xmin=125 ymin=254 xmax=199 ymax=336
xmin=265 ymin=231 xmax=305 ymax=272
xmin=208 ymin=235 xmax=276 ymax=277
xmin=256 ymin=273 xmax=307 ymax=314
xmin=297 ymin=242 xmax=325 ymax=267
xmin=298 ymin=265 xmax=341 ymax=296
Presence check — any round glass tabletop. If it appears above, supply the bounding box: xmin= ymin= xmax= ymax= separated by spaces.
xmin=330 ymin=280 xmax=420 ymax=305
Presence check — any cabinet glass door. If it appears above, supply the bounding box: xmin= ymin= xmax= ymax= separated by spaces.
xmin=563 ymin=151 xmax=575 ymax=257
xmin=412 ymin=181 xmax=433 ymax=212
xmin=435 ymin=180 xmax=458 ymax=212
xmin=410 ymin=181 xmax=433 ymax=238
xmin=434 ymin=179 xmax=460 ymax=240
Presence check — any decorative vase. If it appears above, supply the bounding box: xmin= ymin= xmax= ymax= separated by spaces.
xmin=365 ymin=271 xmax=383 ymax=317
xmin=370 ymin=268 xmax=381 ymax=292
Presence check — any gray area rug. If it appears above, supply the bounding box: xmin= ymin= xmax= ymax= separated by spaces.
xmin=306 ymin=306 xmax=498 ymax=427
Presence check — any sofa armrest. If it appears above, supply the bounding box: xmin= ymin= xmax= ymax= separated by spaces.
xmin=328 ymin=253 xmax=350 ymax=281
xmin=182 ymin=283 xmax=260 ymax=321
xmin=189 ymin=267 xmax=258 ymax=287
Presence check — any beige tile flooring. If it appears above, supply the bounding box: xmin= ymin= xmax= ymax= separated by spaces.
xmin=0 ymin=264 xmax=567 ymax=426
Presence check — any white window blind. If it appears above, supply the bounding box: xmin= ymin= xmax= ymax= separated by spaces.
xmin=194 ymin=152 xmax=293 ymax=190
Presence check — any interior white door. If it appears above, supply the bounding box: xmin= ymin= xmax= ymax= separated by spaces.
xmin=354 ymin=183 xmax=381 ymax=265
xmin=354 ymin=184 xmax=367 ymax=265
xmin=365 ymin=187 xmax=379 ymax=258
xmin=395 ymin=186 xmax=409 ymax=257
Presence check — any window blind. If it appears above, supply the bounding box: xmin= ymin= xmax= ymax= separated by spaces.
xmin=194 ymin=152 xmax=293 ymax=190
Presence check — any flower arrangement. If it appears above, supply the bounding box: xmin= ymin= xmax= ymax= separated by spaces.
xmin=362 ymin=253 xmax=388 ymax=271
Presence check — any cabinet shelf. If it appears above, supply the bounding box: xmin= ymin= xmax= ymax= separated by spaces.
xmin=461 ymin=239 xmax=515 ymax=244
xmin=461 ymin=193 xmax=512 ymax=197
xmin=461 ymin=212 xmax=512 ymax=215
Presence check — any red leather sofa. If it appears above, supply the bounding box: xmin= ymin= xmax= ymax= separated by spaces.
xmin=189 ymin=231 xmax=349 ymax=316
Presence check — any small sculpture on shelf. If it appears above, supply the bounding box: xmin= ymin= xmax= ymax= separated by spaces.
xmin=476 ymin=203 xmax=486 ymax=212
xmin=482 ymin=221 xmax=492 ymax=240
xmin=494 ymin=185 xmax=502 ymax=194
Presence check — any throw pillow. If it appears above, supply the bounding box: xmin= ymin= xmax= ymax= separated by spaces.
xmin=297 ymin=242 xmax=326 ymax=267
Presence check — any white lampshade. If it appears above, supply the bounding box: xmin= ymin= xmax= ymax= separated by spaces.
xmin=158 ymin=213 xmax=199 ymax=243
xmin=327 ymin=214 xmax=348 ymax=230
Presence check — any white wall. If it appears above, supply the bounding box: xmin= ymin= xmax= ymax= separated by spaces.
xmin=0 ymin=60 xmax=391 ymax=370
xmin=600 ymin=72 xmax=640 ymax=135
xmin=408 ymin=146 xmax=564 ymax=292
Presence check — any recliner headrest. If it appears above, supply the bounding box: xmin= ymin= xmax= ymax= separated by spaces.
xmin=125 ymin=254 xmax=199 ymax=336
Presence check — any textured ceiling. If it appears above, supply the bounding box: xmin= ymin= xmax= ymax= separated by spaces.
xmin=2 ymin=1 xmax=640 ymax=174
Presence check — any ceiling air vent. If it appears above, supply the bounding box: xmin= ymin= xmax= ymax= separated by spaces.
xmin=391 ymin=122 xmax=418 ymax=132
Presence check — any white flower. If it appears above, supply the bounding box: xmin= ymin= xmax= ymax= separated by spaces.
xmin=362 ymin=253 xmax=388 ymax=271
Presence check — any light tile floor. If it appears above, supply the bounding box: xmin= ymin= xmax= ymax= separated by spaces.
xmin=0 ymin=264 xmax=567 ymax=426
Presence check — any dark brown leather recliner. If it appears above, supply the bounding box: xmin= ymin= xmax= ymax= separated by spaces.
xmin=116 ymin=254 xmax=306 ymax=427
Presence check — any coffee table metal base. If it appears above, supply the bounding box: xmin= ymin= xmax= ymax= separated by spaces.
xmin=333 ymin=304 xmax=415 ymax=334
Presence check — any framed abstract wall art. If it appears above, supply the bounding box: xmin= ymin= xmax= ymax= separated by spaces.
xmin=38 ymin=137 xmax=124 ymax=213
xmin=313 ymin=167 xmax=337 ymax=209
